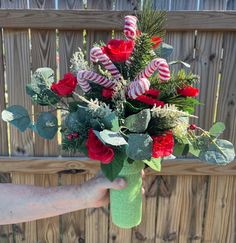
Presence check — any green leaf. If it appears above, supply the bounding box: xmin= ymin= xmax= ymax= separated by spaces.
xmin=35 ymin=112 xmax=58 ymax=139
xmin=159 ymin=42 xmax=173 ymax=59
xmin=124 ymin=109 xmax=151 ymax=133
xmin=169 ymin=60 xmax=191 ymax=68
xmin=173 ymin=143 xmax=186 ymax=156
xmin=101 ymin=147 xmax=126 ymax=181
xmin=26 ymin=84 xmax=60 ymax=105
xmin=199 ymin=139 xmax=235 ymax=164
xmin=143 ymin=157 xmax=161 ymax=171
xmin=33 ymin=67 xmax=55 ymax=88
xmin=209 ymin=122 xmax=225 ymax=137
xmin=127 ymin=134 xmax=153 ymax=160
xmin=189 ymin=145 xmax=200 ymax=157
xmin=102 ymin=112 xmax=119 ymax=132
xmin=94 ymin=130 xmax=128 ymax=146
xmin=65 ymin=112 xmax=82 ymax=132
xmin=1 ymin=105 xmax=31 ymax=132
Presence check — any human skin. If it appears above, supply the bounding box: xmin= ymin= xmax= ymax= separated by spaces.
xmin=0 ymin=171 xmax=145 ymax=225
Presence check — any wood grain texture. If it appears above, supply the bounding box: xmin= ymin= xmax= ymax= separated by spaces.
xmin=28 ymin=2 xmax=60 ymax=243
xmin=86 ymin=0 xmax=112 ymax=59
xmin=132 ymin=176 xmax=158 ymax=243
xmin=2 ymin=2 xmax=34 ymax=243
xmin=58 ymin=0 xmax=83 ymax=76
xmin=203 ymin=176 xmax=236 ymax=242
xmin=199 ymin=0 xmax=227 ymax=10
xmin=34 ymin=174 xmax=60 ymax=243
xmin=171 ymin=0 xmax=198 ymax=10
xmin=1 ymin=10 xmax=236 ymax=31
xmin=59 ymin=174 xmax=85 ymax=243
xmin=85 ymin=173 xmax=109 ymax=243
xmin=216 ymin=32 xmax=236 ymax=148
xmin=192 ymin=32 xmax=223 ymax=130
xmin=1 ymin=157 xmax=236 ymax=175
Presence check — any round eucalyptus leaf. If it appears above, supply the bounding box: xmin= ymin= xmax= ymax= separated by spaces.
xmin=35 ymin=112 xmax=58 ymax=140
xmin=1 ymin=105 xmax=31 ymax=132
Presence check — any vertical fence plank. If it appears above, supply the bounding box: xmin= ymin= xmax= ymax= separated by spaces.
xmin=2 ymin=1 xmax=36 ymax=242
xmin=86 ymin=0 xmax=112 ymax=57
xmin=203 ymin=176 xmax=235 ymax=242
xmin=85 ymin=2 xmax=112 ymax=243
xmin=216 ymin=32 xmax=236 ymax=147
xmin=29 ymin=1 xmax=60 ymax=243
xmin=85 ymin=174 xmax=109 ymax=243
xmin=0 ymin=3 xmax=13 ymax=241
xmin=58 ymin=2 xmax=85 ymax=242
xmin=132 ymin=176 xmax=158 ymax=243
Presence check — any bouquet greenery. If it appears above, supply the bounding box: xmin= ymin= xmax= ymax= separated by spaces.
xmin=2 ymin=7 xmax=235 ymax=228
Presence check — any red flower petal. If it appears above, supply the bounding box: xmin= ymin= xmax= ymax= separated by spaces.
xmin=177 ymin=86 xmax=199 ymax=97
xmin=151 ymin=36 xmax=162 ymax=49
xmin=86 ymin=129 xmax=114 ymax=164
xmin=152 ymin=131 xmax=174 ymax=158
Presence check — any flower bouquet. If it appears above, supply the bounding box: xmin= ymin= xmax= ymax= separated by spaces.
xmin=2 ymin=6 xmax=235 ymax=229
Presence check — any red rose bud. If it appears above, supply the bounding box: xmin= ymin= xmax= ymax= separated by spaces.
xmin=189 ymin=124 xmax=197 ymax=130
xmin=135 ymin=95 xmax=164 ymax=107
xmin=67 ymin=134 xmax=73 ymax=141
xmin=72 ymin=132 xmax=79 ymax=138
xmin=51 ymin=72 xmax=77 ymax=96
xmin=102 ymin=39 xmax=134 ymax=63
xmin=177 ymin=86 xmax=199 ymax=97
xmin=102 ymin=88 xmax=114 ymax=99
xmin=152 ymin=131 xmax=174 ymax=158
xmin=86 ymin=129 xmax=114 ymax=164
xmin=151 ymin=36 xmax=162 ymax=49
xmin=145 ymin=89 xmax=160 ymax=98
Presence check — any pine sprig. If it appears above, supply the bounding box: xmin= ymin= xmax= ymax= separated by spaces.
xmin=138 ymin=1 xmax=166 ymax=38
xmin=151 ymin=69 xmax=200 ymax=100
xmin=128 ymin=33 xmax=154 ymax=80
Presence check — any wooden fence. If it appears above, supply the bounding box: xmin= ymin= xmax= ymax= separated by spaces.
xmin=0 ymin=0 xmax=236 ymax=242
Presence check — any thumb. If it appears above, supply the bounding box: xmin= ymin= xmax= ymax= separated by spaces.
xmin=110 ymin=178 xmax=128 ymax=190
xmin=98 ymin=177 xmax=127 ymax=190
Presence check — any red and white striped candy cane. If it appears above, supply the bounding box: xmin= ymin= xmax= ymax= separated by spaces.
xmin=77 ymin=70 xmax=115 ymax=93
xmin=124 ymin=15 xmax=138 ymax=40
xmin=90 ymin=47 xmax=121 ymax=79
xmin=127 ymin=78 xmax=150 ymax=99
xmin=136 ymin=58 xmax=170 ymax=82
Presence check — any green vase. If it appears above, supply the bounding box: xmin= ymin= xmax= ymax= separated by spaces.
xmin=110 ymin=159 xmax=144 ymax=228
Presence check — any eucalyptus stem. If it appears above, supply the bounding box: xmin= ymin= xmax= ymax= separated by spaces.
xmin=196 ymin=126 xmax=228 ymax=158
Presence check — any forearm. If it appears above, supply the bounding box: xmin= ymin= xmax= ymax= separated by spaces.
xmin=0 ymin=183 xmax=90 ymax=225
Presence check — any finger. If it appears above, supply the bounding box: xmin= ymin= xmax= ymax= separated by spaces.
xmin=142 ymin=187 xmax=145 ymax=195
xmin=110 ymin=178 xmax=128 ymax=190
xmin=98 ymin=177 xmax=128 ymax=190
xmin=141 ymin=169 xmax=145 ymax=179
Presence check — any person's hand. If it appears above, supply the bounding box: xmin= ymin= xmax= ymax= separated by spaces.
xmin=82 ymin=170 xmax=145 ymax=208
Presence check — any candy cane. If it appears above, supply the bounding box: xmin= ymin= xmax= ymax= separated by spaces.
xmin=77 ymin=70 xmax=115 ymax=93
xmin=136 ymin=58 xmax=170 ymax=82
xmin=127 ymin=78 xmax=150 ymax=99
xmin=90 ymin=47 xmax=121 ymax=79
xmin=124 ymin=15 xmax=138 ymax=40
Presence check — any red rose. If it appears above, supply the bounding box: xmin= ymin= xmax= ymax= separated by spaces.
xmin=102 ymin=88 xmax=114 ymax=99
xmin=51 ymin=72 xmax=77 ymax=96
xmin=135 ymin=95 xmax=164 ymax=107
xmin=177 ymin=86 xmax=199 ymax=97
xmin=152 ymin=131 xmax=174 ymax=158
xmin=102 ymin=39 xmax=134 ymax=62
xmin=86 ymin=129 xmax=114 ymax=164
xmin=151 ymin=36 xmax=162 ymax=49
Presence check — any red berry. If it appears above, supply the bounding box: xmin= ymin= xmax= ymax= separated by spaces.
xmin=189 ymin=124 xmax=197 ymax=130
xmin=72 ymin=132 xmax=79 ymax=138
xmin=67 ymin=134 xmax=73 ymax=140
